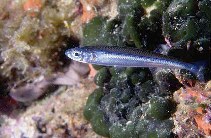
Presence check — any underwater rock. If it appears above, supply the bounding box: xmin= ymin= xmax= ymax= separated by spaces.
xmin=0 ymin=0 xmax=84 ymax=102
xmin=136 ymin=119 xmax=174 ymax=138
xmin=82 ymin=0 xmax=171 ymax=49
xmin=146 ymin=97 xmax=176 ymax=120
xmin=52 ymin=61 xmax=90 ymax=86
xmin=0 ymin=96 xmax=18 ymax=116
xmin=154 ymin=69 xmax=183 ymax=93
xmin=81 ymin=0 xmax=211 ymax=137
xmin=83 ymin=88 xmax=110 ymax=137
xmin=163 ymin=0 xmax=211 ymax=61
xmin=84 ymin=66 xmax=177 ymax=137
xmin=70 ymin=61 xmax=90 ymax=77
xmin=10 ymin=61 xmax=89 ymax=102
xmin=9 ymin=78 xmax=51 ymax=102
xmin=0 ymin=74 xmax=9 ymax=96
xmin=94 ymin=67 xmax=111 ymax=87
xmin=173 ymin=82 xmax=211 ymax=137
xmin=0 ymin=79 xmax=98 ymax=138
xmin=134 ymin=80 xmax=158 ymax=102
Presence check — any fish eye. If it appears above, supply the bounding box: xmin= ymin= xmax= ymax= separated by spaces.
xmin=73 ymin=51 xmax=81 ymax=57
xmin=74 ymin=52 xmax=79 ymax=57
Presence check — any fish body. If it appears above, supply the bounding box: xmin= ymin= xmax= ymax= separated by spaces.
xmin=65 ymin=46 xmax=204 ymax=81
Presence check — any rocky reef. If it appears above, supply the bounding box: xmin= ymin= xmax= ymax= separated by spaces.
xmin=83 ymin=0 xmax=171 ymax=50
xmin=84 ymin=67 xmax=178 ymax=137
xmin=82 ymin=0 xmax=211 ymax=137
xmin=0 ymin=0 xmax=210 ymax=137
xmin=173 ymin=81 xmax=211 ymax=137
xmin=0 ymin=0 xmax=86 ymax=101
xmin=163 ymin=0 xmax=211 ymax=61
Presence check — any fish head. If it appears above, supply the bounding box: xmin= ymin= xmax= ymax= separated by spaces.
xmin=65 ymin=47 xmax=96 ymax=63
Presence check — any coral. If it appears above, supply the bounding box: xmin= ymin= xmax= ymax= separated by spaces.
xmin=173 ymin=81 xmax=211 ymax=137
xmin=23 ymin=0 xmax=42 ymax=17
xmin=194 ymin=106 xmax=211 ymax=136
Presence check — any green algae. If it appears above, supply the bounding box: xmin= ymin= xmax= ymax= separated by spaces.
xmin=83 ymin=87 xmax=110 ymax=137
xmin=82 ymin=0 xmax=171 ymax=49
xmin=82 ymin=16 xmax=107 ymax=46
xmin=83 ymin=88 xmax=104 ymax=121
xmin=82 ymin=0 xmax=211 ymax=137
xmin=82 ymin=17 xmax=124 ymax=46
xmin=146 ymin=97 xmax=176 ymax=120
xmin=109 ymin=122 xmax=138 ymax=138
xmin=136 ymin=119 xmax=174 ymax=138
xmin=94 ymin=67 xmax=111 ymax=87
xmin=84 ymin=66 xmax=177 ymax=137
xmin=90 ymin=110 xmax=110 ymax=137
xmin=163 ymin=0 xmax=211 ymax=54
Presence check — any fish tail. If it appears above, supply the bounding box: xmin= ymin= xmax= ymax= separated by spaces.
xmin=194 ymin=67 xmax=205 ymax=82
xmin=190 ymin=61 xmax=208 ymax=82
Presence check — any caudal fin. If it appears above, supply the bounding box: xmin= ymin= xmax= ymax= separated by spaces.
xmin=195 ymin=67 xmax=205 ymax=82
xmin=190 ymin=61 xmax=208 ymax=82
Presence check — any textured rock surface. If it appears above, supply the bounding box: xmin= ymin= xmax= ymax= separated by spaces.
xmin=0 ymin=80 xmax=102 ymax=138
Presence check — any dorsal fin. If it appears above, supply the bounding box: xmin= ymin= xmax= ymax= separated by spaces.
xmin=81 ymin=46 xmax=179 ymax=61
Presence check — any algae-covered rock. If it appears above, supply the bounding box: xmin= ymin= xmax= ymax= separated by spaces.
xmin=163 ymin=0 xmax=211 ymax=60
xmin=84 ymin=66 xmax=177 ymax=137
xmin=82 ymin=16 xmax=124 ymax=46
xmin=134 ymin=80 xmax=157 ymax=102
xmin=0 ymin=0 xmax=81 ymax=98
xmin=109 ymin=122 xmax=138 ymax=138
xmin=90 ymin=110 xmax=110 ymax=137
xmin=82 ymin=0 xmax=211 ymax=137
xmin=83 ymin=88 xmax=104 ymax=121
xmin=136 ymin=119 xmax=174 ymax=138
xmin=154 ymin=69 xmax=183 ymax=93
xmin=146 ymin=97 xmax=176 ymax=120
xmin=83 ymin=0 xmax=172 ymax=49
xmin=94 ymin=67 xmax=111 ymax=87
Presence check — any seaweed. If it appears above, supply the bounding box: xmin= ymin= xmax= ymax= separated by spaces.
xmin=82 ymin=0 xmax=211 ymax=137
xmin=82 ymin=0 xmax=172 ymax=50
xmin=0 ymin=0 xmax=80 ymax=98
xmin=163 ymin=0 xmax=211 ymax=61
xmin=84 ymin=67 xmax=177 ymax=137
xmin=81 ymin=0 xmax=180 ymax=137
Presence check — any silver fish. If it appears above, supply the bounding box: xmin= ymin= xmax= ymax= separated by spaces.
xmin=65 ymin=46 xmax=204 ymax=81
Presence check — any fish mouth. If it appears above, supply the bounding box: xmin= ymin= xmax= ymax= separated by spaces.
xmin=65 ymin=49 xmax=73 ymax=59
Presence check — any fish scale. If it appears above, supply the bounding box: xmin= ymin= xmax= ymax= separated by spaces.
xmin=65 ymin=46 xmax=205 ymax=81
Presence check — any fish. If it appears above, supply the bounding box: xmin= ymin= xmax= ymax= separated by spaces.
xmin=65 ymin=46 xmax=205 ymax=81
